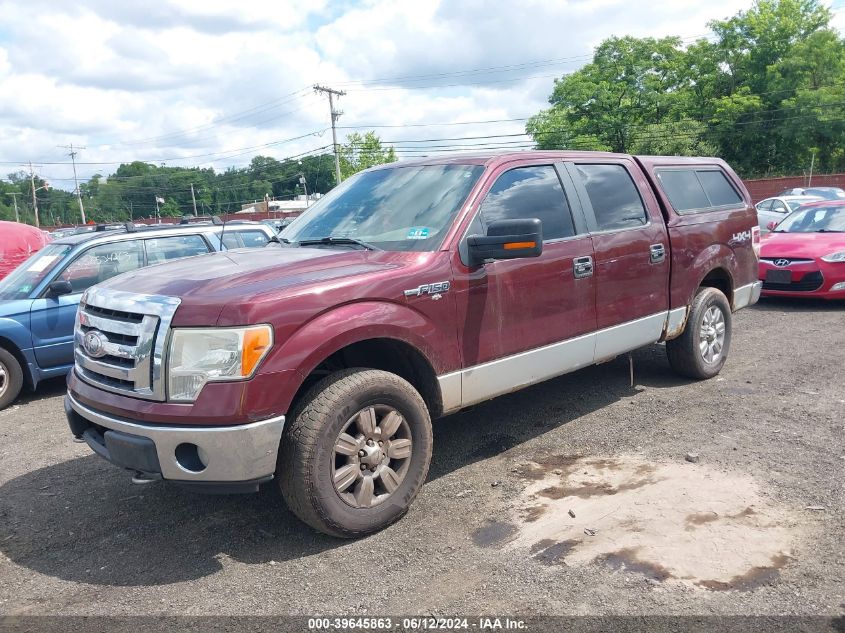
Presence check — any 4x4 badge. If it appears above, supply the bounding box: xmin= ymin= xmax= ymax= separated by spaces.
xmin=404 ymin=281 xmax=450 ymax=298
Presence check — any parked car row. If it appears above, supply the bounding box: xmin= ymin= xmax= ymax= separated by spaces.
xmin=0 ymin=221 xmax=274 ymax=409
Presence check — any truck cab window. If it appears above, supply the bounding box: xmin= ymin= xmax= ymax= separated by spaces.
xmin=480 ymin=165 xmax=575 ymax=240
xmin=576 ymin=163 xmax=648 ymax=231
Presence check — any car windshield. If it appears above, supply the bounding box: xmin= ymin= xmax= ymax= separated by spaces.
xmin=786 ymin=198 xmax=819 ymax=210
xmin=0 ymin=243 xmax=73 ymax=300
xmin=775 ymin=205 xmax=845 ymax=233
xmin=803 ymin=188 xmax=845 ymax=200
xmin=283 ymin=164 xmax=485 ymax=252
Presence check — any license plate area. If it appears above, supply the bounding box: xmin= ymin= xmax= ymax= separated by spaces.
xmin=766 ymin=269 xmax=792 ymax=284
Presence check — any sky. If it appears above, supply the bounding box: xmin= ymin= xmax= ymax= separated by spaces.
xmin=1 ymin=0 xmax=843 ymax=191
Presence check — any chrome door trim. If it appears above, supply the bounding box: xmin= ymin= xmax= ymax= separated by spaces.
xmin=438 ymin=311 xmax=669 ymax=412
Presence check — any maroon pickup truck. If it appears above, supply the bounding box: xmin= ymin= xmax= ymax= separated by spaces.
xmin=65 ymin=151 xmax=762 ymax=537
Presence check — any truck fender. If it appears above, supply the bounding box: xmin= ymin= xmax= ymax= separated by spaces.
xmin=683 ymin=243 xmax=737 ymax=306
xmin=262 ymin=301 xmax=446 ymax=411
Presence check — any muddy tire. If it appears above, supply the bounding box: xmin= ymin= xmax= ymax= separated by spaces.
xmin=0 ymin=347 xmax=24 ymax=411
xmin=277 ymin=368 xmax=433 ymax=538
xmin=667 ymin=287 xmax=732 ymax=380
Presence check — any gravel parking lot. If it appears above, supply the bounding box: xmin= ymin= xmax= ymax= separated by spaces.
xmin=0 ymin=299 xmax=842 ymax=619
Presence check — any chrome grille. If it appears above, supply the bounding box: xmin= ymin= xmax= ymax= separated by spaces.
xmin=74 ymin=287 xmax=181 ymax=400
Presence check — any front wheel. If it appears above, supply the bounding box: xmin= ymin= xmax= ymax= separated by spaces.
xmin=0 ymin=347 xmax=24 ymax=410
xmin=666 ymin=287 xmax=732 ymax=380
xmin=277 ymin=369 xmax=433 ymax=538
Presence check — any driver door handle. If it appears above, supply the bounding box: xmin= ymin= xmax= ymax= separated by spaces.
xmin=573 ymin=255 xmax=594 ymax=279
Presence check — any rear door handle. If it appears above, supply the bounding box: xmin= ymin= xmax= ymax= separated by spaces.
xmin=649 ymin=243 xmax=666 ymax=264
xmin=573 ymin=255 xmax=594 ymax=279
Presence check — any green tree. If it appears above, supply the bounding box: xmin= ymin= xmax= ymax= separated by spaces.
xmin=339 ymin=132 xmax=397 ymax=179
xmin=527 ymin=36 xmax=688 ymax=153
xmin=526 ymin=0 xmax=844 ymax=176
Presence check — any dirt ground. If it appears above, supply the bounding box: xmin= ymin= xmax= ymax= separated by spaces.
xmin=0 ymin=298 xmax=842 ymax=619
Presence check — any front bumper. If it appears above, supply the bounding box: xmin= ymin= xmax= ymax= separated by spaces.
xmin=65 ymin=393 xmax=284 ymax=490
xmin=758 ymin=259 xmax=845 ymax=298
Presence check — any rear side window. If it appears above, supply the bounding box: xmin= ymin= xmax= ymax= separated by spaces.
xmin=215 ymin=230 xmax=270 ymax=249
xmin=575 ymin=164 xmax=647 ymax=231
xmin=145 ymin=235 xmax=210 ymax=265
xmin=235 ymin=230 xmax=271 ymax=248
xmin=480 ymin=165 xmax=576 ymax=240
xmin=657 ymin=168 xmax=743 ymax=213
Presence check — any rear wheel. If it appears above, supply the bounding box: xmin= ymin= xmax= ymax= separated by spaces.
xmin=666 ymin=287 xmax=732 ymax=380
xmin=0 ymin=347 xmax=24 ymax=410
xmin=277 ymin=369 xmax=433 ymax=538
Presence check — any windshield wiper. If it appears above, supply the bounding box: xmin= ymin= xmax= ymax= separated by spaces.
xmin=297 ymin=236 xmax=381 ymax=251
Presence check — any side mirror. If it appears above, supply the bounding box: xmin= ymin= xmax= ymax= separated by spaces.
xmin=766 ymin=221 xmax=778 ymax=231
xmin=47 ymin=280 xmax=74 ymax=297
xmin=466 ymin=218 xmax=543 ymax=265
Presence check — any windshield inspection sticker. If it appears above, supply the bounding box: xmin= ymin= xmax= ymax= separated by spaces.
xmin=406 ymin=227 xmax=430 ymax=240
xmin=27 ymin=255 xmax=59 ymax=272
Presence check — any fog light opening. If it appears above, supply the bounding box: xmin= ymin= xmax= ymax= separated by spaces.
xmin=175 ymin=442 xmax=208 ymax=473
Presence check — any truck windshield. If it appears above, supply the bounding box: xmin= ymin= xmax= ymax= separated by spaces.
xmin=283 ymin=164 xmax=484 ymax=252
xmin=775 ymin=205 xmax=845 ymax=233
xmin=0 ymin=243 xmax=72 ymax=300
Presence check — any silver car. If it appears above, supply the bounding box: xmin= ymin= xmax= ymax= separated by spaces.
xmin=755 ymin=195 xmax=822 ymax=231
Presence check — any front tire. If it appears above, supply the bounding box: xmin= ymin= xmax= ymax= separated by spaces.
xmin=277 ymin=369 xmax=433 ymax=538
xmin=666 ymin=287 xmax=732 ymax=380
xmin=0 ymin=347 xmax=24 ymax=410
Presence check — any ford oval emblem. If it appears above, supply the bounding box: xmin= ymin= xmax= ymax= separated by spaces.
xmin=83 ymin=330 xmax=109 ymax=358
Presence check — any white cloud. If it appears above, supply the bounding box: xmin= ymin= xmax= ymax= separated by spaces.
xmin=0 ymin=0 xmax=814 ymax=190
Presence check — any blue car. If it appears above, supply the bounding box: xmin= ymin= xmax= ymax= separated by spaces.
xmin=0 ymin=221 xmax=274 ymax=408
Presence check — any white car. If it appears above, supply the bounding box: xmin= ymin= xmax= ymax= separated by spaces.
xmin=755 ymin=195 xmax=822 ymax=231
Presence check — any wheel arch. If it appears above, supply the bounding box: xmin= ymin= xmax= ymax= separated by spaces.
xmin=0 ymin=334 xmax=35 ymax=390
xmin=266 ymin=301 xmax=450 ymax=419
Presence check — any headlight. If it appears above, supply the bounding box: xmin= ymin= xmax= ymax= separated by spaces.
xmin=167 ymin=325 xmax=273 ymax=402
xmin=820 ymin=251 xmax=845 ymax=263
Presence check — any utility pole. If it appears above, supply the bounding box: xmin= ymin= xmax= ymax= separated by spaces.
xmin=314 ymin=84 xmax=346 ymax=185
xmin=5 ymin=192 xmax=20 ymax=222
xmin=808 ymin=150 xmax=816 ymax=187
xmin=190 ymin=183 xmax=198 ymax=216
xmin=27 ymin=162 xmax=41 ymax=228
xmin=58 ymin=143 xmax=86 ymax=224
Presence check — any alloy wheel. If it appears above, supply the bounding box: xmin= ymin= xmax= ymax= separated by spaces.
xmin=331 ymin=405 xmax=413 ymax=509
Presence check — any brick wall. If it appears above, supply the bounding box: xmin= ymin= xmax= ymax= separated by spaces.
xmin=742 ymin=174 xmax=845 ymax=203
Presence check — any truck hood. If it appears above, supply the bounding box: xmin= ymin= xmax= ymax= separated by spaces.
xmin=761 ymin=232 xmax=845 ymax=259
xmin=97 ymin=246 xmax=404 ymax=324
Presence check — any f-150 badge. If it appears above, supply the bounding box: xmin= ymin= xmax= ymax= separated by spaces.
xmin=404 ymin=281 xmax=450 ymax=298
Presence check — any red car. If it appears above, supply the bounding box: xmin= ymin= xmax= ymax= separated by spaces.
xmin=0 ymin=221 xmax=51 ymax=280
xmin=759 ymin=201 xmax=845 ymax=299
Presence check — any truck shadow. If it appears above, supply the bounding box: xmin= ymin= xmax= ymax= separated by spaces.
xmin=0 ymin=345 xmax=682 ymax=588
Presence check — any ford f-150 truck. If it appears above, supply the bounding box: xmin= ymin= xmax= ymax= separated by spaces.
xmin=64 ymin=151 xmax=762 ymax=537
